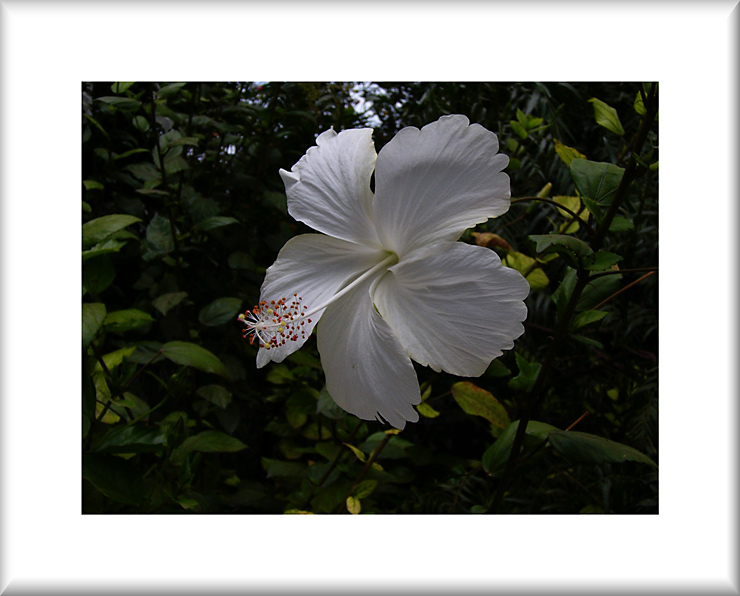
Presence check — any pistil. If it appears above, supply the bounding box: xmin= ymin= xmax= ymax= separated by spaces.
xmin=239 ymin=253 xmax=398 ymax=349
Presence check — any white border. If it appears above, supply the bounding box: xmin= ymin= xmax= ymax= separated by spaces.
xmin=1 ymin=0 xmax=737 ymax=593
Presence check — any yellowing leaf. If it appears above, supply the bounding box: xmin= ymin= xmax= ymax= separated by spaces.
xmin=451 ymin=382 xmax=511 ymax=432
xmin=553 ymin=139 xmax=586 ymax=166
xmin=346 ymin=496 xmax=361 ymax=514
xmin=93 ymin=346 xmax=136 ymax=373
xmin=588 ymin=98 xmax=625 ymax=135
xmin=417 ymin=402 xmax=440 ymax=418
xmin=343 ymin=443 xmax=367 ymax=463
xmin=502 ymin=251 xmax=549 ymax=291
xmin=553 ymin=195 xmax=589 ymax=222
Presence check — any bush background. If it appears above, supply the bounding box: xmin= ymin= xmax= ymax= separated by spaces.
xmin=82 ymin=82 xmax=658 ymax=514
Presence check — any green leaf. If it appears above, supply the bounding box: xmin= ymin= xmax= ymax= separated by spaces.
xmin=126 ymin=162 xmax=160 ymax=181
xmin=111 ymin=82 xmax=135 ymax=94
xmin=317 ymin=386 xmax=345 ymax=419
xmin=547 ymin=430 xmax=656 ymax=467
xmin=262 ymin=191 xmax=288 ymax=213
xmin=482 ymin=420 xmax=559 ymax=476
xmin=163 ymin=154 xmax=189 ymax=175
xmin=156 ymin=82 xmax=187 ymax=97
xmin=510 ymin=120 xmax=528 ymax=139
xmin=516 ymin=108 xmax=528 ymax=128
xmin=103 ymin=309 xmax=154 ymax=333
xmin=551 ymin=268 xmax=577 ymax=322
xmin=133 ymin=115 xmax=150 ymax=132
xmin=584 ymin=251 xmax=622 ymax=271
xmin=286 ymin=408 xmax=307 ymax=429
xmin=633 ymin=90 xmax=646 ymax=115
xmin=82 ymin=303 xmax=106 ymax=349
xmin=451 ymin=382 xmax=510 ymax=431
xmin=570 ymin=159 xmax=625 ymax=207
xmin=83 ymin=254 xmax=115 ymax=296
xmin=266 ymin=364 xmax=294 ymax=385
xmin=160 ymin=341 xmax=230 ymax=377
xmin=485 ymin=359 xmax=511 ymax=378
xmin=113 ymin=148 xmax=151 ymax=161
xmin=196 ymin=384 xmax=232 ymax=409
xmin=359 ymin=432 xmax=413 ymax=460
xmin=168 ymin=136 xmax=200 ymax=148
xmin=93 ymin=346 xmax=136 ymax=373
xmin=502 ymin=251 xmax=549 ymax=291
xmin=82 ymin=214 xmax=141 ymax=250
xmin=136 ymin=189 xmax=169 ymax=197
xmin=529 ymin=234 xmax=594 ymax=267
xmin=346 ymin=496 xmax=361 ymax=514
xmin=508 ymin=353 xmax=541 ymax=392
xmin=609 ymin=216 xmax=634 ymax=232
xmin=198 ymin=297 xmax=242 ymax=326
xmin=571 ymin=334 xmax=604 ymax=349
xmin=83 ymin=453 xmax=142 ymax=505
xmin=553 ymin=139 xmax=586 ymax=166
xmin=353 ymin=479 xmax=378 ymax=499
xmin=287 ymin=388 xmax=319 ymax=414
xmin=577 ymin=274 xmax=622 ymax=312
xmin=315 ymin=442 xmax=342 ymax=462
xmin=529 ymin=234 xmax=593 ymax=258
xmin=287 ymin=350 xmax=323 ymax=370
xmin=171 ymin=430 xmax=246 ymax=465
xmin=571 ymin=310 xmax=608 ymax=330
xmin=228 ymin=251 xmax=255 ymax=270
xmin=193 ymin=216 xmax=239 ymax=232
xmin=588 ymin=97 xmax=625 ymax=135
xmin=83 ymin=179 xmax=104 ymax=191
xmin=82 ymin=238 xmax=129 ymax=261
xmin=146 ymin=214 xmax=174 ymax=253
xmin=580 ymin=196 xmax=605 ymax=224
xmin=175 ymin=430 xmax=246 ymax=455
xmin=96 ymin=96 xmax=142 ymax=111
xmin=152 ymin=291 xmax=189 ymax=315
xmin=262 ymin=458 xmax=308 ymax=479
xmin=94 ymin=425 xmax=167 ymax=454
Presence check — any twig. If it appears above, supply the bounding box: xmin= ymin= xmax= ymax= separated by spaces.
xmin=592 ymin=271 xmax=656 ymax=311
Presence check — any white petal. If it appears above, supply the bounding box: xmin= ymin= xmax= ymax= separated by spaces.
xmin=317 ymin=276 xmax=420 ymax=430
xmin=280 ymin=128 xmax=382 ymax=248
xmin=255 ymin=234 xmax=387 ymax=367
xmin=373 ymin=242 xmax=529 ymax=377
xmin=373 ymin=114 xmax=510 ymax=257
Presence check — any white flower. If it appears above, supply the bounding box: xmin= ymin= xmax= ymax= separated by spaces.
xmin=240 ymin=115 xmax=529 ymax=429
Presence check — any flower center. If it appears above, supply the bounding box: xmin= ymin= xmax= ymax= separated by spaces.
xmin=239 ymin=252 xmax=398 ymax=350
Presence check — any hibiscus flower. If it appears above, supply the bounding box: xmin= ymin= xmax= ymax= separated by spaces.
xmin=240 ymin=115 xmax=529 ymax=429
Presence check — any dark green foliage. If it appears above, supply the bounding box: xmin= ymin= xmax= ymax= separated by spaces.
xmin=83 ymin=82 xmax=657 ymax=514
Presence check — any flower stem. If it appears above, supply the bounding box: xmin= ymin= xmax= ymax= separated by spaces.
xmin=511 ymin=196 xmax=593 ymax=237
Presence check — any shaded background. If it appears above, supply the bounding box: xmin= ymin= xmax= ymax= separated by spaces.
xmin=82 ymin=82 xmax=658 ymax=514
